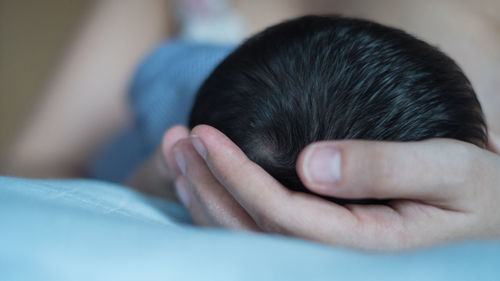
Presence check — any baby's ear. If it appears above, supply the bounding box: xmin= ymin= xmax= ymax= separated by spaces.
xmin=486 ymin=131 xmax=500 ymax=155
xmin=162 ymin=125 xmax=190 ymax=176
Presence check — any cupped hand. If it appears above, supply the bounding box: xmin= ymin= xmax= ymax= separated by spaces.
xmin=163 ymin=125 xmax=500 ymax=251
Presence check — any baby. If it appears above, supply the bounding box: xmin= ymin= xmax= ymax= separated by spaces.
xmin=188 ymin=15 xmax=487 ymax=197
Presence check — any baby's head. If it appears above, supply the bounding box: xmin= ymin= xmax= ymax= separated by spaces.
xmin=189 ymin=15 xmax=487 ymax=196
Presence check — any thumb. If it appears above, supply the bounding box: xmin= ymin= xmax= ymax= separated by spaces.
xmin=296 ymin=139 xmax=478 ymax=203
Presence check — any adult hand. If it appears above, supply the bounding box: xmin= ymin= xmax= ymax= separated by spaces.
xmin=164 ymin=125 xmax=500 ymax=251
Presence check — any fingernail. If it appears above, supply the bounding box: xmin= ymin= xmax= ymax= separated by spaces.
xmin=190 ymin=135 xmax=207 ymax=160
xmin=175 ymin=178 xmax=190 ymax=207
xmin=303 ymin=145 xmax=341 ymax=185
xmin=174 ymin=147 xmax=186 ymax=175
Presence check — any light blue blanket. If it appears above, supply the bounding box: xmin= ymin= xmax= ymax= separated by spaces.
xmin=1 ymin=176 xmax=499 ymax=281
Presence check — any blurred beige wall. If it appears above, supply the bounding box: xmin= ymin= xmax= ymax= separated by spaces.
xmin=0 ymin=0 xmax=90 ymax=155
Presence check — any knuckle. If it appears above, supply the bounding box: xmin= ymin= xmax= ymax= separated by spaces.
xmin=362 ymin=146 xmax=398 ymax=196
xmin=375 ymin=160 xmax=398 ymax=192
xmin=252 ymin=211 xmax=283 ymax=234
xmin=252 ymin=211 xmax=273 ymax=230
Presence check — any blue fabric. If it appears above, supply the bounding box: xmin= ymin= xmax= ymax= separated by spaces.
xmin=1 ymin=176 xmax=499 ymax=281
xmin=89 ymin=40 xmax=233 ymax=182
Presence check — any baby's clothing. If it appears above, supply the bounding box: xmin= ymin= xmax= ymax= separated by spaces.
xmin=89 ymin=40 xmax=233 ymax=182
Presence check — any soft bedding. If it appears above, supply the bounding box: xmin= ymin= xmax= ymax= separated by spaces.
xmin=1 ymin=176 xmax=499 ymax=281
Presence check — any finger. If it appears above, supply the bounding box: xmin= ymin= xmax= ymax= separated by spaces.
xmin=175 ymin=175 xmax=214 ymax=226
xmin=296 ymin=139 xmax=478 ymax=204
xmin=174 ymin=138 xmax=260 ymax=231
xmin=190 ymin=126 xmax=481 ymax=250
xmin=190 ymin=125 xmax=472 ymax=250
xmin=190 ymin=125 xmax=363 ymax=242
xmin=161 ymin=125 xmax=190 ymax=178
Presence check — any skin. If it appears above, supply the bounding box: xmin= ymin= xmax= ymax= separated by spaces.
xmin=154 ymin=124 xmax=500 ymax=251
xmin=1 ymin=0 xmax=171 ymax=177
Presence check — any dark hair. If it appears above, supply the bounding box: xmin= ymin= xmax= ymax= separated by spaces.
xmin=189 ymin=15 xmax=487 ymax=198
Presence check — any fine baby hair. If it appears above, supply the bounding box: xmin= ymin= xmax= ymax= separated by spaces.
xmin=189 ymin=15 xmax=487 ymax=199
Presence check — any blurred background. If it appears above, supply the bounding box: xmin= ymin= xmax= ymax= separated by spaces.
xmin=0 ymin=0 xmax=88 ymax=156
xmin=0 ymin=0 xmax=499 ymax=177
